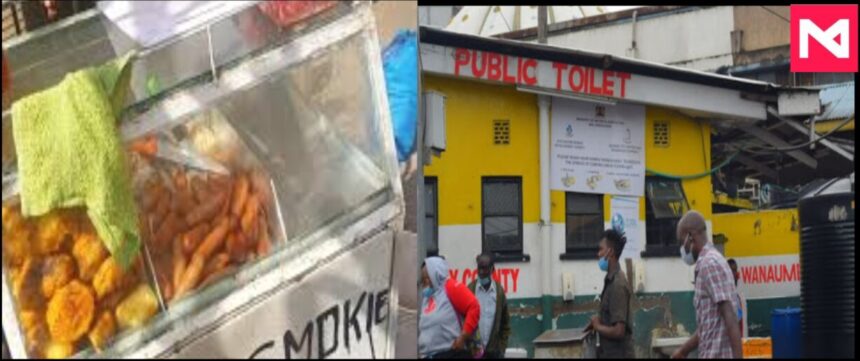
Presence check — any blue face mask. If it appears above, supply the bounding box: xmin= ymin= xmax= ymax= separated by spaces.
xmin=598 ymin=256 xmax=609 ymax=272
xmin=480 ymin=276 xmax=492 ymax=287
xmin=422 ymin=286 xmax=434 ymax=299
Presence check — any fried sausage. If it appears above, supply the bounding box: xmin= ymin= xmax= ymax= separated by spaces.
xmin=185 ymin=192 xmax=225 ymax=227
xmin=191 ymin=176 xmax=209 ymax=203
xmin=230 ymin=175 xmax=250 ymax=217
xmin=142 ymin=183 xmax=165 ymax=212
xmin=204 ymin=253 xmax=229 ymax=277
xmin=182 ymin=222 xmax=210 ymax=256
xmin=199 ymin=266 xmax=236 ymax=290
xmin=172 ymin=237 xmax=187 ymax=292
xmin=153 ymin=213 xmax=186 ymax=250
xmin=240 ymin=194 xmax=259 ymax=235
xmin=257 ymin=218 xmax=271 ymax=257
xmin=226 ymin=232 xmax=247 ymax=264
xmin=175 ymin=187 xmax=196 ymax=215
xmin=152 ymin=194 xmax=171 ymax=229
xmin=194 ymin=217 xmax=230 ymax=260
xmin=174 ymin=254 xmax=205 ymax=300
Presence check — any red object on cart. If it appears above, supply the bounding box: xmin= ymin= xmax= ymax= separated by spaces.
xmin=257 ymin=1 xmax=337 ymax=28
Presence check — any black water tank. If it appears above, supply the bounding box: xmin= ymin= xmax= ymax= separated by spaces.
xmin=798 ymin=175 xmax=854 ymax=358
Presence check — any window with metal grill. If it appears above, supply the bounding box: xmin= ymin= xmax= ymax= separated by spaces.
xmin=561 ymin=192 xmax=604 ymax=260
xmin=642 ymin=176 xmax=690 ymax=257
xmin=494 ymin=119 xmax=510 ymax=145
xmin=482 ymin=177 xmax=528 ymax=262
xmin=424 ymin=177 xmax=439 ymax=257
xmin=653 ymin=121 xmax=670 ymax=148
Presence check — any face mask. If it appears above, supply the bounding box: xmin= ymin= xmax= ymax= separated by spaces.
xmin=598 ymin=256 xmax=609 ymax=272
xmin=422 ymin=286 xmax=434 ymax=299
xmin=680 ymin=234 xmax=695 ymax=265
xmin=479 ymin=276 xmax=492 ymax=287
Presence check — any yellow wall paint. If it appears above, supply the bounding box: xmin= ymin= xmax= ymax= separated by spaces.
xmin=425 ymin=76 xmax=714 ymax=227
xmin=716 ymin=209 xmax=800 ymax=257
xmin=424 ymin=76 xmax=540 ymax=225
xmin=645 ymin=107 xmax=713 ymax=220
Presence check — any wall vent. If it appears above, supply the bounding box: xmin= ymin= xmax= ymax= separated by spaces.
xmin=494 ymin=119 xmax=510 ymax=145
xmin=654 ymin=121 xmax=670 ymax=148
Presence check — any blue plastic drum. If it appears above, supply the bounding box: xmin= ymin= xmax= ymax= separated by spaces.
xmin=771 ymin=307 xmax=803 ymax=358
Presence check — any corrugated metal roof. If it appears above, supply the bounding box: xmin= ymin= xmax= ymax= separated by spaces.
xmin=813 ymin=82 xmax=854 ymax=122
xmin=445 ymin=6 xmax=639 ymax=37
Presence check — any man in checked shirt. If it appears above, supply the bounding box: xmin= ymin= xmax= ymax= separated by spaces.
xmin=671 ymin=210 xmax=742 ymax=359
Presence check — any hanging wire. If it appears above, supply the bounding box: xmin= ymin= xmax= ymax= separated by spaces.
xmin=646 ymin=151 xmax=741 ymax=180
xmin=760 ymin=6 xmax=790 ymax=23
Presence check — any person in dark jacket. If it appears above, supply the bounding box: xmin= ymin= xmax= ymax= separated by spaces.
xmin=467 ymin=253 xmax=511 ymax=359
xmin=585 ymin=229 xmax=634 ymax=358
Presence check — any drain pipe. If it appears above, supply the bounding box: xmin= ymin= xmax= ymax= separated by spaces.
xmin=629 ymin=10 xmax=638 ymax=58
xmin=537 ymin=5 xmax=554 ymax=334
xmin=538 ymin=94 xmax=553 ymax=333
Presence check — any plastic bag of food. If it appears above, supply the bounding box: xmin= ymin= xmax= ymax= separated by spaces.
xmin=126 ymin=108 xmax=283 ymax=306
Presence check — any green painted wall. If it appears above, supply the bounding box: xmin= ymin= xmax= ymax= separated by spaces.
xmin=746 ymin=296 xmax=801 ymax=337
xmin=508 ymin=292 xmax=697 ymax=358
xmin=505 ymin=293 xmax=800 ymax=358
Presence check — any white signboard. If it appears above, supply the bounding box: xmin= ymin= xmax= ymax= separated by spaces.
xmin=550 ymin=97 xmax=646 ymax=197
xmin=610 ymin=195 xmax=641 ymax=260
xmin=733 ymin=254 xmax=801 ymax=300
xmin=419 ymin=44 xmax=768 ymax=120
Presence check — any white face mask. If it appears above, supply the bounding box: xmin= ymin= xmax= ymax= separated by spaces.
xmin=680 ymin=234 xmax=695 ymax=265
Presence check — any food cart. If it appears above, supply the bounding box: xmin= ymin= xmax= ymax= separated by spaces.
xmin=2 ymin=1 xmax=405 ymax=358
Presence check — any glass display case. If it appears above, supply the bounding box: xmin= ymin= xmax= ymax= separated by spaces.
xmin=2 ymin=2 xmax=403 ymax=358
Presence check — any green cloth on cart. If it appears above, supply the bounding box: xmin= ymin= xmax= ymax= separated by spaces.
xmin=11 ymin=52 xmax=140 ymax=269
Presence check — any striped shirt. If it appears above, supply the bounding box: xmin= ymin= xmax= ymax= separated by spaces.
xmin=694 ymin=243 xmax=739 ymax=358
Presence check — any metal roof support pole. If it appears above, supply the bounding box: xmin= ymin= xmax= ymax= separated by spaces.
xmin=738 ymin=124 xmax=818 ymax=169
xmin=537 ymin=6 xmax=547 ymax=44
xmin=536 ymin=6 xmax=554 ymax=335
xmin=538 ymin=94 xmax=553 ymax=334
xmin=766 ymin=107 xmax=854 ymax=162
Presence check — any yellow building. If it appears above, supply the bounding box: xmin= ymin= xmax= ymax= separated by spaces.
xmin=419 ymin=26 xmax=812 ymax=357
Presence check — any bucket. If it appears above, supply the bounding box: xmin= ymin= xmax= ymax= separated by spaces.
xmin=771 ymin=308 xmax=802 ymax=358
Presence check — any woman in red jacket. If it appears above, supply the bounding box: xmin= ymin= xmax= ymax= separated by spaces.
xmin=419 ymin=256 xmax=481 ymax=359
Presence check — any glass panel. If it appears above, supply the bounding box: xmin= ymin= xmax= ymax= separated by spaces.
xmin=646 ymin=217 xmax=679 ymax=247
xmin=484 ymin=216 xmax=520 ymax=252
xmin=208 ymin=32 xmax=391 ymax=239
xmin=424 ymin=180 xmax=436 ymax=216
xmin=647 ymin=180 xmax=688 ymax=219
xmin=424 ymin=216 xmax=437 ymax=254
xmin=105 ymin=2 xmax=352 ymax=106
xmin=482 ymin=181 xmax=519 ymax=216
xmin=566 ymin=192 xmax=601 ymax=215
xmin=566 ymin=214 xmax=603 ymax=250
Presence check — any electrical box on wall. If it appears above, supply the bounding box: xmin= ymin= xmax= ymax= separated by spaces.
xmin=633 ymin=259 xmax=646 ymax=293
xmin=562 ymin=272 xmax=575 ymax=301
xmin=424 ymin=90 xmax=447 ymax=154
